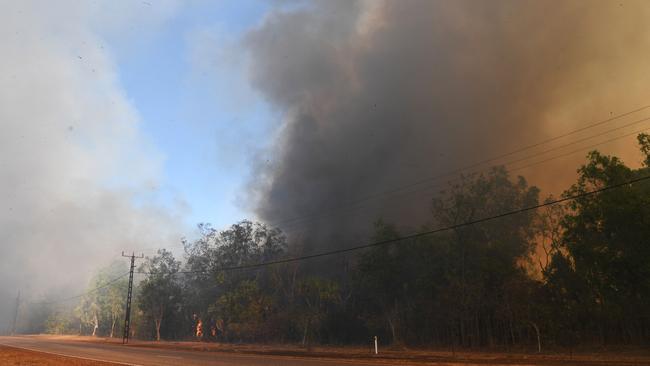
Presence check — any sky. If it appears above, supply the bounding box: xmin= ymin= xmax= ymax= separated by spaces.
xmin=0 ymin=0 xmax=287 ymax=326
xmin=110 ymin=1 xmax=275 ymax=230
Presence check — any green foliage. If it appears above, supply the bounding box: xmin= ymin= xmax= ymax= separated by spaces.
xmin=637 ymin=133 xmax=650 ymax=167
xmin=294 ymin=277 xmax=340 ymax=345
xmin=73 ymin=261 xmax=129 ymax=337
xmin=138 ymin=249 xmax=182 ymax=341
xmin=355 ymin=168 xmax=540 ymax=347
xmin=543 ymin=140 xmax=650 ymax=344
xmin=210 ymin=279 xmax=273 ymax=341
xmin=31 ymin=143 xmax=650 ymax=347
xmin=182 ymin=221 xmax=288 ymax=341
xmin=44 ymin=309 xmax=75 ymax=334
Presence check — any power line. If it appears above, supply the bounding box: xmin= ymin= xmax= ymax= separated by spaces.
xmin=126 ymin=106 xmax=650 ymax=251
xmin=277 ymin=125 xmax=649 ymax=237
xmin=509 ymin=126 xmax=650 ymax=173
xmin=29 ymin=272 xmax=130 ymax=305
xmin=267 ymin=106 xmax=650 ymax=228
xmin=136 ymin=119 xmax=650 ymax=252
xmin=278 ymin=122 xmax=650 ymax=233
xmin=493 ymin=117 xmax=650 ymax=172
xmin=126 ymin=106 xmax=650 ymax=250
xmin=140 ymin=174 xmax=650 ymax=275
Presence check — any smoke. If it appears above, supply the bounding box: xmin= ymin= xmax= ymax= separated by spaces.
xmin=0 ymin=1 xmax=183 ymax=329
xmin=245 ymin=0 xmax=650 ymax=249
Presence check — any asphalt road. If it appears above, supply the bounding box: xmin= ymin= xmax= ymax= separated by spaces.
xmin=0 ymin=336 xmax=388 ymax=366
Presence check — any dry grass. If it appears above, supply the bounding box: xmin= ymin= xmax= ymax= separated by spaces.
xmin=0 ymin=345 xmax=118 ymax=365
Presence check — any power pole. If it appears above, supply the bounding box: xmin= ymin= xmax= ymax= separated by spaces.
xmin=11 ymin=291 xmax=20 ymax=335
xmin=122 ymin=252 xmax=143 ymax=344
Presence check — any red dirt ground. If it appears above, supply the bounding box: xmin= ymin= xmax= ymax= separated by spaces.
xmin=0 ymin=344 xmax=118 ymax=365
xmin=27 ymin=335 xmax=650 ymax=365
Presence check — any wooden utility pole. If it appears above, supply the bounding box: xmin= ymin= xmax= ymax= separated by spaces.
xmin=122 ymin=252 xmax=143 ymax=344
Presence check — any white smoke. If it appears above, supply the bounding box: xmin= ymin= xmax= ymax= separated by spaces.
xmin=0 ymin=0 xmax=184 ymax=328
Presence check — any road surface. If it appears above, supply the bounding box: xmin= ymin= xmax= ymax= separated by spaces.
xmin=0 ymin=336 xmax=390 ymax=366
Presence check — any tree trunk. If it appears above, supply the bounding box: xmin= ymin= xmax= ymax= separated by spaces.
xmin=450 ymin=325 xmax=456 ymax=357
xmin=486 ymin=315 xmax=494 ymax=348
xmin=110 ymin=315 xmax=116 ymax=338
xmin=92 ymin=313 xmax=99 ymax=337
xmin=509 ymin=317 xmax=516 ymax=345
xmin=387 ymin=315 xmax=398 ymax=345
xmin=301 ymin=318 xmax=311 ymax=346
xmin=530 ymin=321 xmax=541 ymax=353
xmin=460 ymin=317 xmax=466 ymax=347
xmin=155 ymin=319 xmax=161 ymax=341
xmin=155 ymin=304 xmax=164 ymax=341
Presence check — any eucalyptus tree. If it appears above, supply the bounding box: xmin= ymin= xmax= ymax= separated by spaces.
xmin=138 ymin=249 xmax=182 ymax=341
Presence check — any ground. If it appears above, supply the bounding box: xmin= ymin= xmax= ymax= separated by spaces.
xmin=0 ymin=344 xmax=118 ymax=365
xmin=1 ymin=335 xmax=649 ymax=365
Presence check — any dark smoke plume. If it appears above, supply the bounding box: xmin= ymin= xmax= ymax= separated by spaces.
xmin=246 ymin=0 xmax=650 ymax=250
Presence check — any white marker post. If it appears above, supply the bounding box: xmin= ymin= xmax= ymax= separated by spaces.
xmin=374 ymin=336 xmax=378 ymax=355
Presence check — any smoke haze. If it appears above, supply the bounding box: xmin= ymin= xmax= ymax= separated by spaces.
xmin=3 ymin=0 xmax=650 ymax=335
xmin=246 ymin=0 xmax=650 ymax=249
xmin=0 ymin=1 xmax=183 ymax=329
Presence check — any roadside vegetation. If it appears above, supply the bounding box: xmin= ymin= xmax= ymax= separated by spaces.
xmin=24 ymin=135 xmax=650 ymax=350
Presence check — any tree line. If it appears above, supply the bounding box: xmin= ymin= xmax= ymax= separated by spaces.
xmin=32 ymin=135 xmax=650 ymax=349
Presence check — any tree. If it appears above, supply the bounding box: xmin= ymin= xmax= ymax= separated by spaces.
xmin=106 ymin=278 xmax=126 ymax=338
xmin=94 ymin=261 xmax=128 ymax=338
xmin=354 ymin=167 xmax=541 ymax=348
xmin=535 ymin=197 xmax=566 ymax=274
xmin=355 ymin=220 xmax=409 ymax=345
xmin=31 ymin=144 xmax=650 ymax=347
xmin=45 ymin=308 xmax=74 ymax=334
xmin=209 ymin=279 xmax=274 ymax=342
xmin=138 ymin=249 xmax=182 ymax=341
xmin=429 ymin=167 xmax=539 ymax=347
xmin=76 ymin=295 xmax=100 ymax=336
xmin=183 ymin=221 xmax=287 ymax=341
xmin=294 ymin=277 xmax=339 ymax=346
xmin=546 ymin=135 xmax=650 ymax=344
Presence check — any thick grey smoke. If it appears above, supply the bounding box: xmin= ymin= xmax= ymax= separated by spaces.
xmin=246 ymin=0 xmax=650 ymax=249
xmin=0 ymin=1 xmax=183 ymax=330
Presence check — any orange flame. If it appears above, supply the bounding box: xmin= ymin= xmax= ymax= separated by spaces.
xmin=195 ymin=318 xmax=203 ymax=338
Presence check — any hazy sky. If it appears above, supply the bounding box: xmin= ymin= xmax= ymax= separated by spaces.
xmin=0 ymin=0 xmax=280 ymax=327
xmin=112 ymin=1 xmax=274 ymax=229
